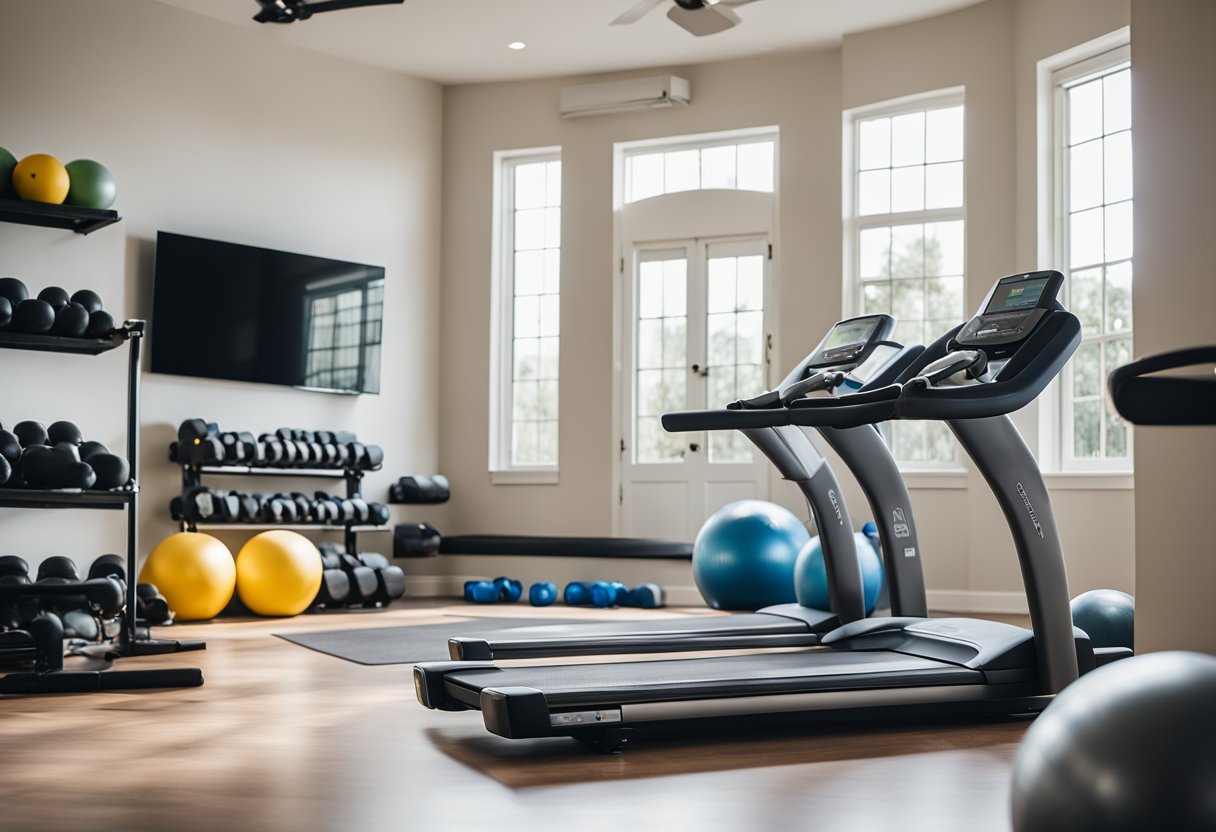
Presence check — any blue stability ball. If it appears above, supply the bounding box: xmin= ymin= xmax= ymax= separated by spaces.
xmin=1071 ymin=588 xmax=1134 ymax=649
xmin=794 ymin=531 xmax=885 ymax=614
xmin=1011 ymin=651 xmax=1216 ymax=832
xmin=693 ymin=500 xmax=810 ymax=611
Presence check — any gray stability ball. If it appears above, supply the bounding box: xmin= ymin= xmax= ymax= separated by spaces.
xmin=1011 ymin=650 xmax=1216 ymax=832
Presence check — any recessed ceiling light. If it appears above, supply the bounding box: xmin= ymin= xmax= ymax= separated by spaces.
xmin=508 ymin=41 xmax=526 ymax=50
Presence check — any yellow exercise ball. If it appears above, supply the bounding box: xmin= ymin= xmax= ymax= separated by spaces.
xmin=139 ymin=532 xmax=236 ymax=621
xmin=236 ymin=530 xmax=321 ymax=617
xmin=12 ymin=153 xmax=70 ymax=204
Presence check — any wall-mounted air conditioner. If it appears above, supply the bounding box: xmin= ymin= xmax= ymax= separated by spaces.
xmin=559 ymin=75 xmax=691 ymax=119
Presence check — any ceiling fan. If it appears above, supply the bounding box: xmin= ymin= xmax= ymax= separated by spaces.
xmin=252 ymin=0 xmax=404 ymax=24
xmin=612 ymin=0 xmax=762 ymax=37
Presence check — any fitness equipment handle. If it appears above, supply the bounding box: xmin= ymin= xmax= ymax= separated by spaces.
xmin=1107 ymin=345 xmax=1216 ymax=426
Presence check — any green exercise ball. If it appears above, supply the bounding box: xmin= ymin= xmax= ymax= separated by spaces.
xmin=0 ymin=147 xmax=16 ymax=199
xmin=64 ymin=159 xmax=116 ymax=210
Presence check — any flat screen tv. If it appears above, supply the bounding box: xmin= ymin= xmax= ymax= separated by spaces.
xmin=151 ymin=232 xmax=384 ymax=394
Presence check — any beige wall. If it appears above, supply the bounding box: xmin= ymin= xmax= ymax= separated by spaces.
xmin=429 ymin=0 xmax=1136 ymax=609
xmin=0 ymin=0 xmax=444 ymax=576
xmin=1128 ymin=0 xmax=1216 ymax=653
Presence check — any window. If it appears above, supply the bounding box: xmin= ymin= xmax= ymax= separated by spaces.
xmin=1044 ymin=36 xmax=1133 ymax=472
xmin=847 ymin=92 xmax=965 ymax=467
xmin=624 ymin=135 xmax=775 ymax=203
xmin=491 ymin=150 xmax=562 ymax=476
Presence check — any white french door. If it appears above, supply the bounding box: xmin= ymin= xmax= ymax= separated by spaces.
xmin=620 ymin=236 xmax=771 ymax=539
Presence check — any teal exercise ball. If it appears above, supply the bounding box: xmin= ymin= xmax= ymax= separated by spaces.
xmin=64 ymin=159 xmax=116 ymax=210
xmin=693 ymin=500 xmax=809 ymax=611
xmin=794 ymin=530 xmax=885 ymax=613
xmin=1071 ymin=588 xmax=1134 ymax=650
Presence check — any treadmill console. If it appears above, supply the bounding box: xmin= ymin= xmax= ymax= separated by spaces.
xmin=953 ymin=270 xmax=1063 ymax=358
xmin=806 ymin=314 xmax=895 ymax=369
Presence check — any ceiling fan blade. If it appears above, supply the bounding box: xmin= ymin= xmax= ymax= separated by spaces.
xmin=303 ymin=0 xmax=404 ymax=15
xmin=718 ymin=0 xmax=763 ymax=6
xmin=667 ymin=3 xmax=741 ymax=36
xmin=611 ymin=0 xmax=666 ymax=25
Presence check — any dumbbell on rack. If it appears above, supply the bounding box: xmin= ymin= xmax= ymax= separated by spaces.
xmin=170 ymin=486 xmax=389 ymax=528
xmin=170 ymin=420 xmax=384 ymax=472
xmin=314 ymin=544 xmax=405 ymax=610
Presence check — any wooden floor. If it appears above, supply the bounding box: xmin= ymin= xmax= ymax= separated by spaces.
xmin=0 ymin=602 xmax=1031 ymax=832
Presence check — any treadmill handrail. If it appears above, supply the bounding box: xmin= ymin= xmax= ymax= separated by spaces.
xmin=1108 ymin=345 xmax=1216 ymax=426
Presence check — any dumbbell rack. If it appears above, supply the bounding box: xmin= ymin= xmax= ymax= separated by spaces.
xmin=0 ymin=318 xmax=204 ymax=692
xmin=175 ymin=464 xmax=388 ymax=555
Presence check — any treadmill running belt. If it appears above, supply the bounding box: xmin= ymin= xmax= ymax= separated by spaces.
xmin=441 ymin=650 xmax=983 ymax=708
xmin=466 ymin=613 xmax=810 ymax=641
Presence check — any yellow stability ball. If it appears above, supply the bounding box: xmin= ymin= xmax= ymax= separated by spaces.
xmin=140 ymin=532 xmax=236 ymax=621
xmin=236 ymin=530 xmax=321 ymax=617
xmin=12 ymin=153 xmax=71 ymax=204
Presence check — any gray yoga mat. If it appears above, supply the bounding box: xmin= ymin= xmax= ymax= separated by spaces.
xmin=275 ymin=617 xmax=581 ymax=665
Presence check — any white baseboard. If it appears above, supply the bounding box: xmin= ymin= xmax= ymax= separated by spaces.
xmin=927 ymin=590 xmax=1029 ymax=615
xmin=404 ymin=575 xmax=704 ymax=607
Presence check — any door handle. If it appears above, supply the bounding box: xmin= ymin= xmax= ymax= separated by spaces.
xmin=690 ymin=363 xmax=710 ymax=377
xmin=689 ymin=443 xmax=701 ymax=452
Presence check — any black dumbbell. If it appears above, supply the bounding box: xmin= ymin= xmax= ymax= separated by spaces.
xmin=14 ymin=420 xmax=49 ymax=448
xmin=90 ymin=453 xmax=130 ymax=490
xmin=237 ymin=432 xmax=263 ymax=465
xmin=334 ymin=431 xmax=357 ymax=444
xmin=36 ymin=555 xmax=80 ymax=583
xmin=219 ymin=432 xmax=246 ymax=463
xmin=87 ymin=553 xmax=126 ymax=583
xmin=315 ymin=569 xmax=351 ymax=608
xmin=0 ymin=555 xmax=30 ymax=579
xmin=136 ymin=583 xmax=172 ymax=625
xmin=0 ymin=429 xmax=21 ymax=463
xmin=47 ymin=421 xmax=83 ymax=446
xmin=360 ymin=444 xmax=384 ymax=471
xmin=178 ymin=419 xmax=223 ymax=466
xmin=367 ymin=502 xmax=390 ymax=526
xmin=337 ymin=553 xmax=378 ymax=604
xmin=71 ymin=289 xmax=104 ymax=314
xmin=79 ymin=441 xmax=109 ymax=463
xmin=349 ymin=498 xmax=371 ymax=524
xmin=238 ymin=493 xmax=260 ymax=523
xmin=60 ymin=608 xmax=101 ymax=641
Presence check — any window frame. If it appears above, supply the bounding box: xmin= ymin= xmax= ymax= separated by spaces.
xmin=1037 ymin=29 xmax=1133 ymax=477
xmin=843 ymin=87 xmax=967 ymax=473
xmin=619 ymin=126 xmax=779 ymax=205
xmin=489 ymin=146 xmax=562 ymax=484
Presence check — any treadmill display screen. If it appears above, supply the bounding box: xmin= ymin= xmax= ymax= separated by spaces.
xmin=986 ymin=277 xmax=1050 ymax=313
xmin=822 ymin=318 xmax=880 ymax=351
xmin=846 ymin=344 xmax=899 ymax=388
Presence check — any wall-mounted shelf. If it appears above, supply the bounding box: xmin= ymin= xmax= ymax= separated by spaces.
xmin=0 ymin=197 xmax=121 ymax=235
xmin=0 ymin=488 xmax=133 ymax=510
xmin=189 ymin=523 xmax=390 ymax=533
xmin=192 ymin=465 xmax=350 ymax=479
xmin=0 ymin=327 xmax=128 ymax=355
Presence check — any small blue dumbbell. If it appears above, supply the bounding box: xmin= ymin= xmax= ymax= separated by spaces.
xmin=529 ymin=581 xmax=558 ymax=606
xmin=625 ymin=582 xmax=665 ymax=609
xmin=564 ymin=581 xmax=593 ymax=606
xmin=463 ymin=580 xmax=498 ymax=603
xmin=493 ymin=576 xmax=523 ymax=603
xmin=591 ymin=580 xmax=629 ymax=608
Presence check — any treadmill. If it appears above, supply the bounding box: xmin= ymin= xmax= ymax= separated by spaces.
xmin=447 ymin=315 xmax=931 ymax=661
xmin=416 ymin=271 xmax=1128 ymax=752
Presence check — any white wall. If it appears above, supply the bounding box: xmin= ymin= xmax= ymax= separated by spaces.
xmin=1128 ymin=0 xmax=1216 ymax=654
xmin=0 ymin=0 xmax=444 ymax=577
xmin=425 ymin=0 xmax=1136 ymax=609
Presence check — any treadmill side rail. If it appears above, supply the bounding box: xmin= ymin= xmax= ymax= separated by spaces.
xmin=481 ymin=686 xmax=553 ymax=739
xmin=414 ymin=661 xmax=495 ymax=710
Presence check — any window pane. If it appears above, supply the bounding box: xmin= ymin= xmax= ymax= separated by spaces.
xmin=539 ymin=294 xmax=560 ymax=337
xmin=891 ymin=112 xmax=925 ymax=166
xmin=892 ymin=279 xmax=925 ymax=322
xmin=662 ymin=368 xmax=685 ymax=412
xmin=1104 ymin=130 xmax=1132 ymax=204
xmin=536 ymin=420 xmax=558 ymax=464
xmin=736 ymin=255 xmax=764 ymax=311
xmin=860 ymin=227 xmax=891 ymax=278
xmin=514 ymin=251 xmax=543 ymax=295
xmin=1105 ymin=400 xmax=1128 ymax=458
xmin=538 ymin=337 xmax=559 ymax=379
xmin=514 ymin=337 xmax=539 ymax=380
xmin=707 ymin=257 xmax=737 ymax=314
xmin=543 ymin=249 xmax=561 ymax=294
xmin=1105 ymin=261 xmax=1132 ymax=333
xmin=1073 ymin=400 xmax=1101 ymax=458
xmin=926 ymin=422 xmax=956 ymax=463
xmin=628 ymin=153 xmax=664 ymax=202
xmin=736 ymin=311 xmax=764 ymax=365
xmin=892 ymin=320 xmax=923 ymax=348
xmin=701 ymin=145 xmax=737 ymax=189
xmin=1070 ymin=267 xmax=1103 ymax=336
xmin=514 ymin=208 xmax=546 ymax=250
xmin=636 ymin=369 xmax=664 ymax=416
xmin=737 ymin=141 xmax=775 ymax=191
xmin=891 ymin=224 xmax=925 ymax=277
xmin=513 ymin=380 xmax=539 ymax=420
xmin=636 ymin=416 xmax=677 ymax=464
xmin=514 ymin=295 xmax=539 ymax=338
xmin=1069 ymin=78 xmax=1103 ymax=145
xmin=1072 ymin=341 xmax=1100 ymax=397
xmin=638 ymin=319 xmax=663 ymax=370
xmin=708 ymin=367 xmax=734 ymax=407
xmin=545 ymin=160 xmax=562 ymax=206
xmin=1103 ymin=68 xmax=1131 ymax=134
xmin=859 ymin=118 xmax=891 ymax=169
xmin=1105 ymin=336 xmax=1132 ymax=372
xmin=537 ymin=380 xmax=558 ymax=420
xmin=514 ymin=162 xmax=546 ymax=209
xmin=891 ymin=166 xmax=925 ymax=212
xmin=1069 ymin=139 xmax=1103 ymax=212
xmin=663 ymin=317 xmax=687 ymax=368
xmin=925 ymin=276 xmax=963 ymax=321
xmin=664 ymin=149 xmax=700 ymax=193
xmin=924 ymin=161 xmax=963 ymax=209
xmin=858 ymin=170 xmax=891 ymax=215
xmin=925 ymin=220 xmax=964 ymax=275
xmin=1104 ymin=200 xmax=1133 ymax=263
xmin=512 ymin=421 xmax=538 ymax=464
xmin=1069 ymin=207 xmax=1103 ymax=269
xmin=863 ymin=281 xmax=891 ymax=315
xmin=707 ymin=314 xmax=736 ymax=367
xmin=639 ymin=261 xmax=663 ymax=318
xmin=544 ymin=207 xmax=561 ymax=248
xmin=925 ymin=106 xmax=964 ymax=163
xmin=663 ymin=259 xmax=687 ymax=317
xmin=711 ymin=431 xmax=753 ymax=464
